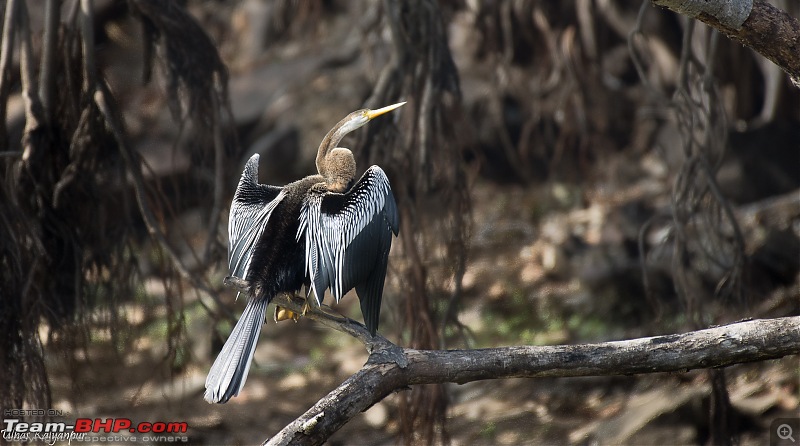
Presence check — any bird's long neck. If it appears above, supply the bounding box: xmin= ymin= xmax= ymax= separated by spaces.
xmin=315 ymin=118 xmax=352 ymax=177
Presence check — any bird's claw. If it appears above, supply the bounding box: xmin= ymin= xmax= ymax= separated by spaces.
xmin=274 ymin=293 xmax=310 ymax=323
xmin=274 ymin=306 xmax=300 ymax=323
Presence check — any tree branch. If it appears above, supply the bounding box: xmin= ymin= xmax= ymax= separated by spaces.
xmin=651 ymin=0 xmax=800 ymax=86
xmin=262 ymin=316 xmax=800 ymax=445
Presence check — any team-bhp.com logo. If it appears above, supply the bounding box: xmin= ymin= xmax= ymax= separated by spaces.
xmin=2 ymin=417 xmax=188 ymax=443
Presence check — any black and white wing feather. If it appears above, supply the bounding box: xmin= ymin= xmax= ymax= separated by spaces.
xmin=228 ymin=154 xmax=285 ymax=279
xmin=206 ymin=154 xmax=281 ymax=404
xmin=298 ymin=165 xmax=399 ymax=335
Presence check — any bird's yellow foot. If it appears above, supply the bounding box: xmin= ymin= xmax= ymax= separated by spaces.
xmin=274 ymin=306 xmax=300 ymax=323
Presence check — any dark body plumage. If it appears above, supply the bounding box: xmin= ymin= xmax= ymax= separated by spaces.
xmin=243 ymin=175 xmax=321 ymax=300
xmin=205 ymin=102 xmax=404 ymax=404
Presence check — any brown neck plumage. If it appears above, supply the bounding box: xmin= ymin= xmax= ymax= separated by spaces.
xmin=324 ymin=148 xmax=356 ymax=192
xmin=315 ymin=116 xmax=353 ymax=177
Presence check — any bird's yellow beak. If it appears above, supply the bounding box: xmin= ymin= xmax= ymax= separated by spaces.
xmin=366 ymin=101 xmax=406 ymax=120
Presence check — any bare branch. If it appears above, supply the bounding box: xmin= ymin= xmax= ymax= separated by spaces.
xmin=652 ymin=0 xmax=752 ymax=29
xmin=0 ymin=0 xmax=19 ymax=151
xmin=263 ymin=316 xmax=800 ymax=445
xmin=17 ymin=0 xmax=41 ymax=126
xmin=651 ymin=0 xmax=800 ymax=86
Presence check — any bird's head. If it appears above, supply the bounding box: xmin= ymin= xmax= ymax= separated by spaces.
xmin=317 ymin=101 xmax=406 ymax=177
xmin=337 ymin=102 xmax=407 ymax=135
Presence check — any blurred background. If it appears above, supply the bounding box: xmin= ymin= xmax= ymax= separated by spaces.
xmin=1 ymin=0 xmax=798 ymax=444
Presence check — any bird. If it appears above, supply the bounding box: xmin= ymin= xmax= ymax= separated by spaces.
xmin=204 ymin=102 xmax=404 ymax=404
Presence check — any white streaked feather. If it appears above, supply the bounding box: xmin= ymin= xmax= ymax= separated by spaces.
xmin=228 ymin=191 xmax=285 ymax=276
xmin=298 ymin=166 xmax=394 ymax=305
xmin=227 ymin=155 xmax=285 ymax=279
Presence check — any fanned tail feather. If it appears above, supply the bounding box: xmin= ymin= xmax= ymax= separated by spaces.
xmin=204 ymin=297 xmax=268 ymax=403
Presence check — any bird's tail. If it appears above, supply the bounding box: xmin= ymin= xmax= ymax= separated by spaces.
xmin=204 ymin=297 xmax=268 ymax=403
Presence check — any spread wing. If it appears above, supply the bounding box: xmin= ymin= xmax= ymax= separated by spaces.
xmin=297 ymin=165 xmax=399 ymax=334
xmin=228 ymin=154 xmax=285 ymax=279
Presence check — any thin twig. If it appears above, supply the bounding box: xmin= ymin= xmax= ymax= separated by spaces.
xmin=628 ymin=2 xmax=654 ymax=91
xmin=39 ymin=0 xmax=60 ymax=124
xmin=202 ymin=83 xmax=226 ymax=263
xmin=79 ymin=0 xmax=97 ymax=92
